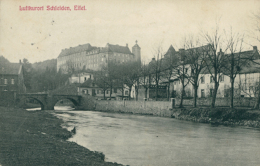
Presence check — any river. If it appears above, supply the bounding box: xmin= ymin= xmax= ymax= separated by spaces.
xmin=52 ymin=107 xmax=260 ymax=166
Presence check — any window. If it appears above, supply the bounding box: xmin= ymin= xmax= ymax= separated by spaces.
xmin=11 ymin=79 xmax=14 ymax=84
xmin=84 ymin=77 xmax=87 ymax=81
xmin=201 ymin=89 xmax=205 ymax=98
xmin=220 ymin=75 xmax=224 ymax=82
xmin=114 ymin=88 xmax=117 ymax=93
xmin=83 ymin=89 xmax=88 ymax=94
xmin=4 ymin=79 xmax=7 ymax=84
xmin=201 ymin=76 xmax=205 ymax=84
xmin=106 ymin=90 xmax=109 ymax=94
xmin=97 ymin=89 xmax=99 ymax=94
xmin=210 ymin=76 xmax=214 ymax=83
xmin=185 ymin=68 xmax=188 ymax=73
xmin=125 ymin=91 xmax=129 ymax=96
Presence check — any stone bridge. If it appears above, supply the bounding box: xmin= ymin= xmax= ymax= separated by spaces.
xmin=18 ymin=93 xmax=95 ymax=110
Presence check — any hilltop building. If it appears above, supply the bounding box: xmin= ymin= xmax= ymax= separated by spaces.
xmin=57 ymin=41 xmax=141 ymax=73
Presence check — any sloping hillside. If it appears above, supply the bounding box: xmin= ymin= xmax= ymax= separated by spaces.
xmin=0 ymin=55 xmax=10 ymax=66
xmin=32 ymin=59 xmax=57 ymax=72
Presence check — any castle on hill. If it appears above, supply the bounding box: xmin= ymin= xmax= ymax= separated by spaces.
xmin=57 ymin=41 xmax=141 ymax=72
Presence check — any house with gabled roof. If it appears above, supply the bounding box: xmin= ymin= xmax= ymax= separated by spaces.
xmin=0 ymin=59 xmax=26 ymax=105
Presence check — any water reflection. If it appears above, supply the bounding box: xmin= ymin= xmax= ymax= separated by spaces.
xmin=54 ymin=109 xmax=260 ymax=166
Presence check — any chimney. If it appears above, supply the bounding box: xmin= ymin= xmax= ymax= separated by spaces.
xmin=19 ymin=59 xmax=22 ymax=64
xmin=126 ymin=43 xmax=128 ymax=47
xmin=253 ymin=46 xmax=257 ymax=51
xmin=152 ymin=57 xmax=155 ymax=61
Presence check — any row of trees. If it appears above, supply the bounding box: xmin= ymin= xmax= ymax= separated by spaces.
xmin=93 ymin=61 xmax=140 ymax=100
xmin=144 ymin=22 xmax=259 ymax=108
xmin=22 ymin=59 xmax=70 ymax=93
xmin=89 ymin=25 xmax=257 ymax=108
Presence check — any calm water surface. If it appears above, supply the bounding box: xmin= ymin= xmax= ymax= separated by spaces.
xmin=53 ymin=107 xmax=260 ymax=166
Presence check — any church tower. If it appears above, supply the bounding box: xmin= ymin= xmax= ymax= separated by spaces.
xmin=132 ymin=40 xmax=141 ymax=65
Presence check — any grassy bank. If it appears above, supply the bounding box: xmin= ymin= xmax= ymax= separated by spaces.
xmin=0 ymin=106 xmax=123 ymax=166
xmin=172 ymin=107 xmax=260 ymax=128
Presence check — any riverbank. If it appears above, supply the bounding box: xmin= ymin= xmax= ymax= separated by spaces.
xmin=172 ymin=107 xmax=260 ymax=128
xmin=0 ymin=106 xmax=123 ymax=166
xmin=94 ymin=100 xmax=260 ymax=128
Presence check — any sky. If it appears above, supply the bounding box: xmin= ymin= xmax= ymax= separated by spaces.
xmin=0 ymin=0 xmax=260 ymax=64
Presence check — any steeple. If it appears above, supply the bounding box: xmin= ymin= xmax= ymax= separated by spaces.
xmin=132 ymin=40 xmax=141 ymax=65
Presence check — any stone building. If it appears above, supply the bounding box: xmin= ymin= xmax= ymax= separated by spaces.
xmin=57 ymin=41 xmax=141 ymax=73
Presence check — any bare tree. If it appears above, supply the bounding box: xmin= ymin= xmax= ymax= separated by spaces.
xmin=222 ymin=28 xmax=247 ymax=108
xmin=119 ymin=61 xmax=141 ymax=100
xmin=93 ymin=67 xmax=110 ymax=99
xmin=149 ymin=47 xmax=164 ymax=101
xmin=182 ymin=36 xmax=207 ymax=107
xmin=201 ymin=24 xmax=227 ymax=108
xmin=161 ymin=47 xmax=179 ymax=100
xmin=175 ymin=53 xmax=190 ymax=108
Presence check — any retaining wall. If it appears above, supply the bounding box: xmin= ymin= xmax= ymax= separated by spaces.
xmin=94 ymin=99 xmax=260 ymax=128
xmin=94 ymin=98 xmax=256 ymax=117
xmin=95 ymin=100 xmax=173 ymax=117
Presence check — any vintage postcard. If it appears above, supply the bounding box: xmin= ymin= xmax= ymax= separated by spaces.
xmin=0 ymin=0 xmax=260 ymax=166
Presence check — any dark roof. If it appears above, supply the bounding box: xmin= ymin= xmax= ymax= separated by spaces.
xmin=201 ymin=59 xmax=260 ymax=75
xmin=228 ymin=49 xmax=259 ymax=60
xmin=58 ymin=43 xmax=95 ymax=58
xmin=164 ymin=45 xmax=176 ymax=59
xmin=79 ymin=80 xmax=93 ymax=87
xmin=0 ymin=63 xmax=22 ymax=75
xmin=101 ymin=43 xmax=133 ymax=54
xmin=165 ymin=45 xmax=175 ymax=55
xmin=239 ymin=59 xmax=260 ymax=74
xmin=58 ymin=43 xmax=133 ymax=58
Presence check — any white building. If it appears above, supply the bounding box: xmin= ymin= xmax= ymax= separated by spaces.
xmin=171 ymin=46 xmax=260 ymax=98
xmin=69 ymin=72 xmax=94 ymax=84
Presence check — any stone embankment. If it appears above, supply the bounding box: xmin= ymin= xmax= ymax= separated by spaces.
xmin=94 ymin=100 xmax=260 ymax=128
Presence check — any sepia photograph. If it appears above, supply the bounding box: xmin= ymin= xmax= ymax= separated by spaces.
xmin=0 ymin=0 xmax=260 ymax=165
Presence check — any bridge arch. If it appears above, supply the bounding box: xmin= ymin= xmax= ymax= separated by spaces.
xmin=53 ymin=97 xmax=80 ymax=109
xmin=18 ymin=94 xmax=95 ymax=110
xmin=18 ymin=96 xmax=45 ymax=110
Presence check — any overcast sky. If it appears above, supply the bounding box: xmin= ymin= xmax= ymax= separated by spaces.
xmin=0 ymin=0 xmax=259 ymax=64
